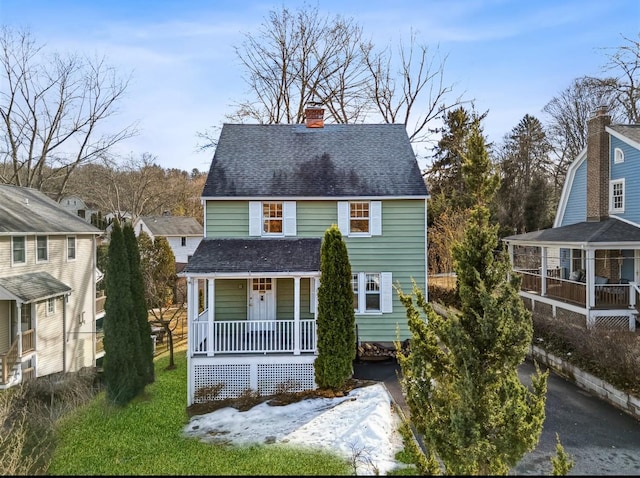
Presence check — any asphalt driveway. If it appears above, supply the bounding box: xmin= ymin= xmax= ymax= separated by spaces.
xmin=353 ymin=357 xmax=640 ymax=475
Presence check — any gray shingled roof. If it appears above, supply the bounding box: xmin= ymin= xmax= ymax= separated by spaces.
xmin=502 ymin=218 xmax=640 ymax=245
xmin=138 ymin=216 xmax=203 ymax=237
xmin=202 ymin=124 xmax=429 ymax=198
xmin=182 ymin=238 xmax=321 ymax=274
xmin=0 ymin=185 xmax=102 ymax=235
xmin=0 ymin=272 xmax=71 ymax=303
xmin=610 ymin=124 xmax=640 ymax=144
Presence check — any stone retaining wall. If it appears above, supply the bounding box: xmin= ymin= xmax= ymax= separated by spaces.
xmin=529 ymin=344 xmax=640 ymax=420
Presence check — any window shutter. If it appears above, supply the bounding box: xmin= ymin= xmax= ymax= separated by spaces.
xmin=371 ymin=201 xmax=382 ymax=235
xmin=381 ymin=272 xmax=393 ymax=313
xmin=284 ymin=201 xmax=297 ymax=236
xmin=337 ymin=201 xmax=349 ymax=234
xmin=249 ymin=201 xmax=261 ymax=236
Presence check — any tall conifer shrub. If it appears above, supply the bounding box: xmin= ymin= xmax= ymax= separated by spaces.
xmin=314 ymin=224 xmax=356 ymax=389
xmin=397 ymin=122 xmax=548 ymax=475
xmin=103 ymin=221 xmax=138 ymax=405
xmin=123 ymin=224 xmax=155 ymax=386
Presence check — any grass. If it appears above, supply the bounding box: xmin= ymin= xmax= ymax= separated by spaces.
xmin=47 ymin=347 xmax=354 ymax=475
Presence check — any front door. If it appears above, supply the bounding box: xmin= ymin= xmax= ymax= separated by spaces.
xmin=249 ymin=278 xmax=275 ymax=331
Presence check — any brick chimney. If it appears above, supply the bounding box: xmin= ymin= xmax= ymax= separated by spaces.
xmin=586 ymin=106 xmax=611 ymax=222
xmin=305 ymin=103 xmax=324 ymax=128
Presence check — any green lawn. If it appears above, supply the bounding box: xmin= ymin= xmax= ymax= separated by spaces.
xmin=47 ymin=348 xmax=353 ymax=475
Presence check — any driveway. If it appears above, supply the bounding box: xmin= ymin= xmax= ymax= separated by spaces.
xmin=353 ymin=358 xmax=640 ymax=475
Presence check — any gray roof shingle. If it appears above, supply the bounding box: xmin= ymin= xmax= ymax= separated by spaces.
xmin=202 ymin=124 xmax=429 ymax=198
xmin=0 ymin=272 xmax=71 ymax=303
xmin=0 ymin=185 xmax=102 ymax=235
xmin=182 ymin=237 xmax=321 ymax=274
xmin=610 ymin=124 xmax=640 ymax=144
xmin=502 ymin=218 xmax=640 ymax=245
xmin=138 ymin=216 xmax=203 ymax=237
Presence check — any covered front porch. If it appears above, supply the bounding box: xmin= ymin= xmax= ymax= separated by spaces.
xmin=181 ymin=237 xmax=323 ymax=403
xmin=503 ymin=218 xmax=640 ymax=331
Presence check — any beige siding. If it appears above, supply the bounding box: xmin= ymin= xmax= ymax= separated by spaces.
xmin=36 ymin=300 xmax=64 ymax=376
xmin=0 ymin=301 xmax=9 ymax=353
xmin=0 ymin=233 xmax=97 ymax=376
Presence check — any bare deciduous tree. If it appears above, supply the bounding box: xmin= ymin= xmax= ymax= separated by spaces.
xmin=0 ymin=27 xmax=137 ymax=199
xmin=198 ymin=5 xmax=467 ymax=154
xmin=365 ymin=31 xmax=466 ymax=146
xmin=589 ymin=33 xmax=640 ymax=124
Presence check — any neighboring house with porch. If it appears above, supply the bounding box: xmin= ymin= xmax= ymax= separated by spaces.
xmin=503 ymin=107 xmax=640 ymax=332
xmin=0 ymin=185 xmax=103 ymax=389
xmin=180 ymin=106 xmax=429 ymax=404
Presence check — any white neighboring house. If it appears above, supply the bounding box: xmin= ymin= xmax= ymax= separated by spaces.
xmin=58 ymin=195 xmax=99 ymax=222
xmin=0 ymin=185 xmax=103 ymax=389
xmin=132 ymin=215 xmax=203 ymax=267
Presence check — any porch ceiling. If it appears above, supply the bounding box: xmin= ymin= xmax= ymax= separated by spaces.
xmin=181 ymin=237 xmax=321 ymax=275
xmin=0 ymin=271 xmax=71 ymax=304
xmin=502 ymin=217 xmax=640 ymax=247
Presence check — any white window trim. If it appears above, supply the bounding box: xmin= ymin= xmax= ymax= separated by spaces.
xmin=35 ymin=235 xmax=48 ymax=263
xmin=352 ymin=271 xmax=392 ymax=314
xmin=47 ymin=297 xmax=56 ymax=315
xmin=249 ymin=201 xmax=296 ymax=236
xmin=337 ymin=201 xmax=382 ymax=237
xmin=12 ymin=236 xmax=26 ymax=266
xmin=67 ymin=236 xmax=77 ymax=262
xmin=609 ymin=178 xmax=625 ymax=213
xmin=614 ymin=147 xmax=624 ymax=164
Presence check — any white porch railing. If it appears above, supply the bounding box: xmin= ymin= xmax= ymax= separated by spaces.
xmin=191 ymin=314 xmax=317 ymax=355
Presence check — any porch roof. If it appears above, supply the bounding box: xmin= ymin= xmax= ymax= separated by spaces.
xmin=0 ymin=272 xmax=71 ymax=304
xmin=502 ymin=217 xmax=640 ymax=247
xmin=181 ymin=237 xmax=322 ymax=275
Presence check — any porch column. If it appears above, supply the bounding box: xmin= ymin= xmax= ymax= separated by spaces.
xmin=586 ymin=248 xmax=596 ymax=310
xmin=186 ymin=277 xmax=193 ymax=406
xmin=507 ymin=244 xmax=514 ymax=280
xmin=207 ymin=279 xmax=215 ymax=357
xmin=293 ymin=276 xmax=300 ymax=355
xmin=541 ymin=247 xmax=548 ymax=296
xmin=16 ymin=302 xmax=23 ymax=357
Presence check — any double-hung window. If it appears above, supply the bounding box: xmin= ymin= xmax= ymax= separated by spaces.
xmin=351 ymin=272 xmax=393 ymax=314
xmin=67 ymin=236 xmax=76 ymax=261
xmin=350 ymin=202 xmax=369 ymax=234
xmin=249 ymin=201 xmax=296 ymax=236
xmin=610 ymin=179 xmax=625 ymax=213
xmin=338 ymin=201 xmax=382 ymax=236
xmin=12 ymin=236 xmax=26 ymax=265
xmin=263 ymin=202 xmax=283 ymax=234
xmin=36 ymin=235 xmax=48 ymax=262
xmin=47 ymin=298 xmax=56 ymax=315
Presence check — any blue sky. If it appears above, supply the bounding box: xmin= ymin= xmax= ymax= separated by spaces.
xmin=1 ymin=0 xmax=638 ymax=173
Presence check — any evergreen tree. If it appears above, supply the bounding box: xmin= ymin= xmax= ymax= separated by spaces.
xmin=102 ymin=221 xmax=138 ymax=405
xmin=397 ymin=122 xmax=548 ymax=475
xmin=315 ymin=224 xmax=356 ymax=389
xmin=123 ymin=223 xmax=155 ymax=386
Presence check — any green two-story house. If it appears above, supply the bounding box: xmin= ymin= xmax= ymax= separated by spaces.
xmin=181 ymin=107 xmax=429 ymax=404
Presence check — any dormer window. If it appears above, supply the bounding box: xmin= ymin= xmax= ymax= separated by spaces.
xmin=614 ymin=148 xmax=624 ymax=164
xmin=610 ymin=178 xmax=625 ymax=213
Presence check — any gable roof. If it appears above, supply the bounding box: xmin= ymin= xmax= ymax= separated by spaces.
xmin=137 ymin=216 xmax=203 ymax=237
xmin=608 ymin=124 xmax=640 ymax=147
xmin=0 ymin=272 xmax=71 ymax=304
xmin=202 ymin=123 xmax=429 ymax=198
xmin=502 ymin=217 xmax=640 ymax=247
xmin=0 ymin=185 xmax=102 ymax=235
xmin=182 ymin=238 xmax=321 ymax=275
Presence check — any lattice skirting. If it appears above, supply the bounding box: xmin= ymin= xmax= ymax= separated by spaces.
xmin=191 ymin=355 xmax=317 ymax=403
